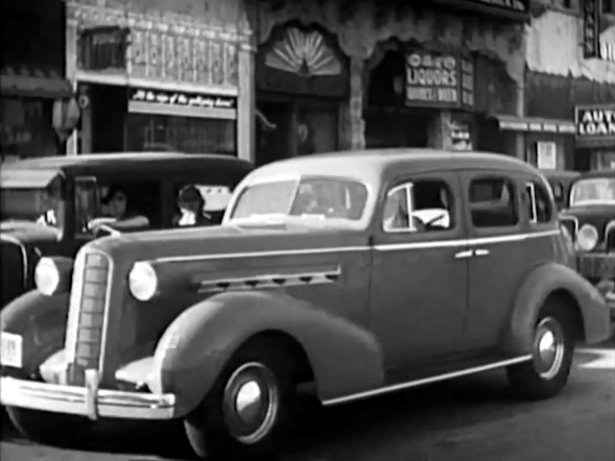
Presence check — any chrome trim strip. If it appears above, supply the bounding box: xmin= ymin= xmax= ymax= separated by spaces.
xmin=322 ymin=355 xmax=532 ymax=406
xmin=0 ymin=376 xmax=175 ymax=420
xmin=149 ymin=230 xmax=560 ymax=264
xmin=96 ymin=250 xmax=114 ymax=374
xmin=0 ymin=234 xmax=29 ymax=290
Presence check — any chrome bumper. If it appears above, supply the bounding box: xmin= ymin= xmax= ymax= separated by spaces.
xmin=0 ymin=375 xmax=176 ymax=420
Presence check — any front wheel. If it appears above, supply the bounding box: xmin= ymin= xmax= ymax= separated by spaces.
xmin=507 ymin=300 xmax=575 ymax=400
xmin=184 ymin=340 xmax=295 ymax=460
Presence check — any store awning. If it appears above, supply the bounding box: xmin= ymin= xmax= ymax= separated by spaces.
xmin=492 ymin=114 xmax=576 ymax=135
xmin=0 ymin=65 xmax=73 ymax=99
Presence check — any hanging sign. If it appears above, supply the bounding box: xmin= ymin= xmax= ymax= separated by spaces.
xmin=575 ymin=105 xmax=615 ymax=140
xmin=583 ymin=0 xmax=602 ymax=59
xmin=405 ymin=50 xmax=475 ymax=110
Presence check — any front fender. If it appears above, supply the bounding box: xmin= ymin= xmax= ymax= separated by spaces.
xmin=148 ymin=290 xmax=384 ymax=417
xmin=500 ymin=262 xmax=610 ymax=356
xmin=0 ymin=290 xmax=68 ymax=377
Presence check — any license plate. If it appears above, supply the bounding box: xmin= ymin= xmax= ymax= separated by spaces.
xmin=0 ymin=332 xmax=23 ymax=368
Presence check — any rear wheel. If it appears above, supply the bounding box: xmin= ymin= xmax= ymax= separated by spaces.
xmin=184 ymin=339 xmax=296 ymax=460
xmin=507 ymin=300 xmax=575 ymax=400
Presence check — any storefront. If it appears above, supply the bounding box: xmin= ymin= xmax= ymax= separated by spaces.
xmin=575 ymin=104 xmax=615 ymax=170
xmin=0 ymin=0 xmax=72 ymax=162
xmin=64 ymin=0 xmax=252 ymax=160
xmin=248 ymin=0 xmax=528 ymax=163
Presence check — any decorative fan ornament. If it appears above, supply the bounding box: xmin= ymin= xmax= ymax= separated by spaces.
xmin=265 ymin=27 xmax=342 ymax=77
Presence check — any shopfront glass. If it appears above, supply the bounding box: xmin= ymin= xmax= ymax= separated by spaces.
xmin=0 ymin=97 xmax=60 ymax=161
xmin=124 ymin=113 xmax=236 ymax=155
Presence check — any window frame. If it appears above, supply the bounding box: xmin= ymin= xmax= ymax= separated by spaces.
xmin=465 ymin=173 xmax=521 ymax=234
xmin=525 ymin=179 xmax=554 ymax=225
xmin=73 ymin=175 xmax=100 ymax=240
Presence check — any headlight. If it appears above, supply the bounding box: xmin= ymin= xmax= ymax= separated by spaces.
xmin=35 ymin=258 xmax=60 ymax=296
xmin=128 ymin=262 xmax=158 ymax=301
xmin=576 ymin=224 xmax=599 ymax=251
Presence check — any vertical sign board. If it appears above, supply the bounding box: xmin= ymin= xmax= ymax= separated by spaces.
xmin=405 ymin=50 xmax=475 ymax=110
xmin=583 ymin=0 xmax=602 ymax=59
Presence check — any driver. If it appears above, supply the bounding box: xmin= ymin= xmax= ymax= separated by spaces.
xmin=89 ymin=186 xmax=149 ymax=233
xmin=36 ymin=177 xmax=64 ymax=227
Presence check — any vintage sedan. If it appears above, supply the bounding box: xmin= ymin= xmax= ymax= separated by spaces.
xmin=558 ymin=169 xmax=615 ymax=313
xmin=0 ymin=150 xmax=610 ymax=460
xmin=0 ymin=153 xmax=253 ymax=307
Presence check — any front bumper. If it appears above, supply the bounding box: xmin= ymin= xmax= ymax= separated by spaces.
xmin=0 ymin=375 xmax=176 ymax=420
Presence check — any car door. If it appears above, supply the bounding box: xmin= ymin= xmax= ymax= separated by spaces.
xmin=461 ymin=171 xmax=526 ymax=351
xmin=370 ymin=171 xmax=469 ymax=369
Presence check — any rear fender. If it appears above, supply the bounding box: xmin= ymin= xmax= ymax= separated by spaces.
xmin=0 ymin=290 xmax=69 ymax=377
xmin=500 ymin=262 xmax=610 ymax=355
xmin=147 ymin=290 xmax=384 ymax=417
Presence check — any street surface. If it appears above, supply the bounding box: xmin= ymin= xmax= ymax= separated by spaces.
xmin=1 ymin=341 xmax=614 ymax=461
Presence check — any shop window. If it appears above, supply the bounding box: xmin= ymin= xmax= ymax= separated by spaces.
xmin=383 ymin=180 xmax=455 ymax=233
xmin=525 ymin=182 xmax=553 ymax=224
xmin=469 ymin=177 xmax=518 ymax=228
xmin=124 ymin=113 xmax=236 ymax=155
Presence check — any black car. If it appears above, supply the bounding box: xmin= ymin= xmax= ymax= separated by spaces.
xmin=559 ymin=169 xmax=615 ymax=313
xmin=0 ymin=152 xmax=253 ymax=306
xmin=540 ymin=169 xmax=579 ymax=211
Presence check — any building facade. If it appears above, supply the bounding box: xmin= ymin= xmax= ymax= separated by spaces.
xmin=522 ymin=0 xmax=615 ymax=171
xmin=246 ymin=0 xmax=530 ymax=167
xmin=0 ymin=0 xmax=73 ymax=162
xmin=64 ymin=0 xmax=254 ymax=161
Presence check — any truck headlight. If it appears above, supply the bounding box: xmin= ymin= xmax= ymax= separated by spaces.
xmin=35 ymin=258 xmax=60 ymax=296
xmin=576 ymin=224 xmax=598 ymax=251
xmin=128 ymin=262 xmax=158 ymax=301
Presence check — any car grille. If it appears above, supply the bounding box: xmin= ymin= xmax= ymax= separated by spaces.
xmin=0 ymin=239 xmax=25 ymax=306
xmin=65 ymin=249 xmax=110 ymax=384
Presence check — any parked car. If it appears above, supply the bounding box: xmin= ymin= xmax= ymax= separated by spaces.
xmin=540 ymin=169 xmax=579 ymax=210
xmin=558 ymin=169 xmax=615 ymax=312
xmin=0 ymin=152 xmax=253 ymax=307
xmin=0 ymin=149 xmax=610 ymax=460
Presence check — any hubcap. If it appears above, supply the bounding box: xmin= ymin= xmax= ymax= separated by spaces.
xmin=222 ymin=362 xmax=279 ymax=444
xmin=533 ymin=317 xmax=565 ymax=379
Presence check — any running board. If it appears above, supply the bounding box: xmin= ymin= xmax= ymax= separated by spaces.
xmin=321 ymin=355 xmax=532 ymax=406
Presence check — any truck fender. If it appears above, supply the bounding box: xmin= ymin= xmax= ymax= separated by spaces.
xmin=500 ymin=262 xmax=609 ymax=355
xmin=0 ymin=290 xmax=68 ymax=377
xmin=147 ymin=290 xmax=384 ymax=417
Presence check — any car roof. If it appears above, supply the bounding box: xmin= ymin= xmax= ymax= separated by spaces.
xmin=576 ymin=168 xmax=615 ymax=180
xmin=246 ymin=148 xmax=542 ymax=184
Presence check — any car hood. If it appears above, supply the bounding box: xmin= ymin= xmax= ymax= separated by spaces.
xmin=560 ymin=204 xmax=615 ymax=232
xmin=86 ymin=221 xmax=367 ymax=265
xmin=0 ymin=221 xmax=59 ymax=245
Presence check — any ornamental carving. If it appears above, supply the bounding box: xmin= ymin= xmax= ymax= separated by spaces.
xmin=250 ymin=0 xmax=526 ymax=84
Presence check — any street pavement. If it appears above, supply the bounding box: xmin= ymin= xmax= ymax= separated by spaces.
xmin=1 ymin=340 xmax=614 ymax=461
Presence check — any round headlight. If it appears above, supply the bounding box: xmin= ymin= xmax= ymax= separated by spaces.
xmin=35 ymin=258 xmax=60 ymax=296
xmin=576 ymin=224 xmax=599 ymax=251
xmin=128 ymin=262 xmax=158 ymax=301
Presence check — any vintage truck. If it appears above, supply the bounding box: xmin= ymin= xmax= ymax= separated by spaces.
xmin=0 ymin=149 xmax=610 ymax=460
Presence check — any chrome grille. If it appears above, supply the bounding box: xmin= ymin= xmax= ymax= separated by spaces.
xmin=65 ymin=249 xmax=110 ymax=383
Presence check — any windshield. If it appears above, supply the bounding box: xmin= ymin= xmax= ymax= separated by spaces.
xmin=0 ymin=177 xmax=65 ymax=228
xmin=229 ymin=177 xmax=369 ymax=224
xmin=569 ymin=177 xmax=615 ymax=206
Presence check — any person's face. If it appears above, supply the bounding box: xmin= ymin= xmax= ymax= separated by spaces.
xmin=180 ymin=200 xmax=200 ymax=214
xmin=108 ymin=192 xmax=127 ymax=218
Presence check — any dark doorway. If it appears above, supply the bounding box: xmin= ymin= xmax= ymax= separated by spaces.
xmin=88 ymin=84 xmax=127 ymax=153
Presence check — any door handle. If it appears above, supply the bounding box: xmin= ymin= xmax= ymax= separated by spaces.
xmin=454 ymin=249 xmax=474 ymax=259
xmin=474 ymin=248 xmax=490 ymax=257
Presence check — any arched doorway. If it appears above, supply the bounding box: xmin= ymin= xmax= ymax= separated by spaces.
xmin=255 ymin=21 xmax=349 ymax=166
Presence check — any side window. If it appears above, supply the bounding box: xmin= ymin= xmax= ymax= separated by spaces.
xmin=469 ymin=177 xmax=518 ymax=228
xmin=74 ymin=177 xmax=99 ymax=236
xmin=551 ymin=182 xmax=564 ymax=202
xmin=383 ymin=180 xmax=455 ymax=233
xmin=526 ymin=181 xmax=553 ymax=224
